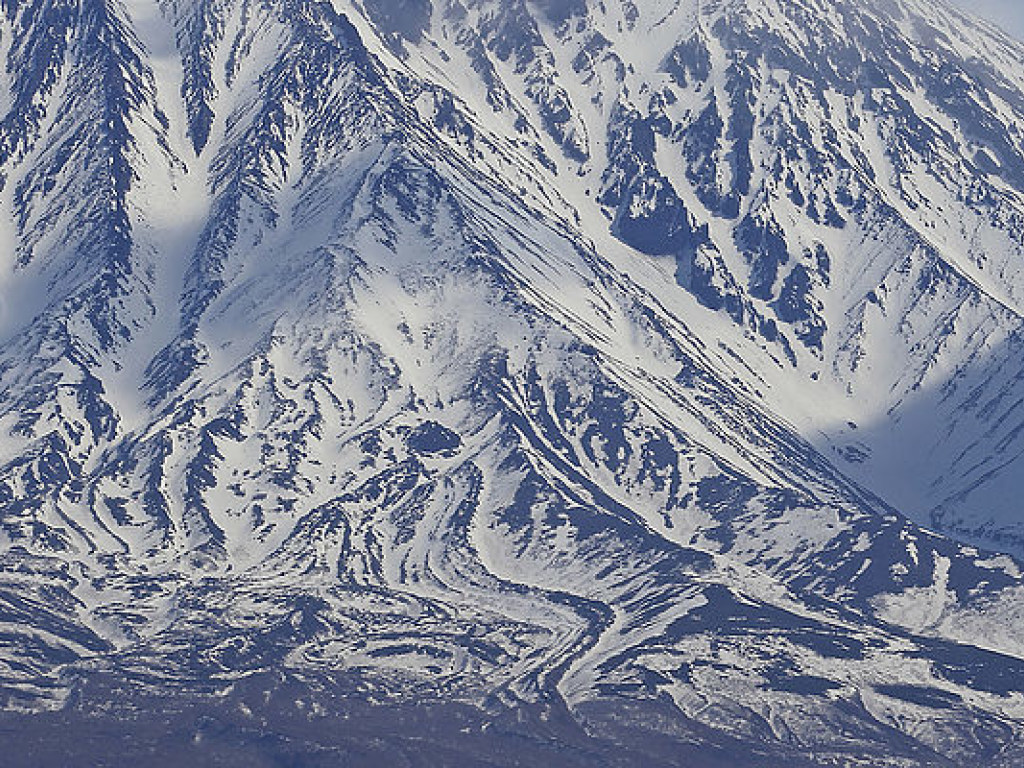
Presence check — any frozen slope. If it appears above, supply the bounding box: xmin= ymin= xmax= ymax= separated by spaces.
xmin=1 ymin=0 xmax=1024 ymax=764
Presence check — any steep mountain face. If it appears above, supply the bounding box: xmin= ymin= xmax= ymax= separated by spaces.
xmin=2 ymin=0 xmax=1024 ymax=764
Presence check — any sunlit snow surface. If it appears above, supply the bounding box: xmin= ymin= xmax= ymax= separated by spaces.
xmin=2 ymin=0 xmax=1024 ymax=764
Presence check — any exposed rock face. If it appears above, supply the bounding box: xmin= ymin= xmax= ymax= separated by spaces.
xmin=2 ymin=1 xmax=1024 ymax=763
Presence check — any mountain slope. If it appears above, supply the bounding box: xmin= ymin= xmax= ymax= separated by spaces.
xmin=1 ymin=0 xmax=1024 ymax=764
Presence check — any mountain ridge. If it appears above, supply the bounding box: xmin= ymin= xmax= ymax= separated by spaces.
xmin=2 ymin=0 xmax=1024 ymax=764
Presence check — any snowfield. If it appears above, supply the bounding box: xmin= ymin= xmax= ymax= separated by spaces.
xmin=1 ymin=0 xmax=1024 ymax=764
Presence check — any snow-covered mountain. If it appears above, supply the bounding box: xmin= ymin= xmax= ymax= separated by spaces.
xmin=3 ymin=0 xmax=1024 ymax=764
